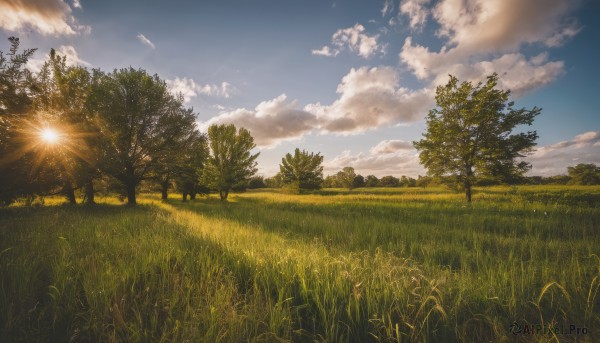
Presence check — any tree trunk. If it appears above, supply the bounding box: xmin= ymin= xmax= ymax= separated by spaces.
xmin=64 ymin=184 xmax=77 ymax=205
xmin=160 ymin=178 xmax=169 ymax=200
xmin=219 ymin=188 xmax=229 ymax=201
xmin=182 ymin=192 xmax=188 ymax=202
xmin=84 ymin=178 xmax=95 ymax=205
xmin=465 ymin=180 xmax=472 ymax=202
xmin=126 ymin=183 xmax=137 ymax=205
xmin=189 ymin=192 xmax=196 ymax=200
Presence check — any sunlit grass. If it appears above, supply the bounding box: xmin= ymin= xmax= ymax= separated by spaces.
xmin=1 ymin=186 xmax=599 ymax=342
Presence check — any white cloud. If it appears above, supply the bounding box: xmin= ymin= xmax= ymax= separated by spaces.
xmin=166 ymin=77 xmax=236 ymax=103
xmin=324 ymin=149 xmax=425 ymax=177
xmin=313 ymin=23 xmax=386 ymax=59
xmin=382 ymin=0 xmax=394 ymax=17
xmin=137 ymin=33 xmax=155 ymax=49
xmin=309 ymin=66 xmax=433 ymax=133
xmin=399 ymin=0 xmax=580 ymax=96
xmin=311 ymin=45 xmax=340 ymax=57
xmin=527 ymin=131 xmax=600 ymax=176
xmin=202 ymin=66 xmax=434 ymax=147
xmin=200 ymin=94 xmax=317 ymax=147
xmin=400 ymin=0 xmax=431 ymax=29
xmin=72 ymin=0 xmax=82 ymax=9
xmin=0 ymin=0 xmax=89 ymax=35
xmin=370 ymin=140 xmax=414 ymax=154
xmin=430 ymin=52 xmax=564 ymax=97
xmin=198 ymin=82 xmax=234 ymax=98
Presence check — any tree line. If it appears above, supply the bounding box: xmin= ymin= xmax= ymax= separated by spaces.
xmin=1 ymin=38 xmax=597 ymax=206
xmin=0 ymin=37 xmax=260 ymax=205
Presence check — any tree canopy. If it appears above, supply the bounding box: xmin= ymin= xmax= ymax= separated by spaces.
xmin=414 ymin=73 xmax=540 ymax=201
xmin=567 ymin=163 xmax=600 ymax=185
xmin=279 ymin=148 xmax=324 ymax=192
xmin=336 ymin=167 xmax=357 ymax=190
xmin=203 ymin=124 xmax=259 ymax=201
xmin=89 ymin=68 xmax=198 ymax=204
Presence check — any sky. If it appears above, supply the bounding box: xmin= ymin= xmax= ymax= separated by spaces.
xmin=1 ymin=0 xmax=599 ymax=177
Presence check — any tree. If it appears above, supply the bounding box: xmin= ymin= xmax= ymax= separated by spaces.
xmin=168 ymin=133 xmax=209 ymax=201
xmin=203 ymin=124 xmax=259 ymax=201
xmin=379 ymin=175 xmax=400 ymax=187
xmin=352 ymin=174 xmax=366 ymax=188
xmin=336 ymin=167 xmax=357 ymax=190
xmin=414 ymin=74 xmax=540 ymax=202
xmin=264 ymin=173 xmax=283 ymax=188
xmin=365 ymin=175 xmax=379 ymax=187
xmin=248 ymin=176 xmax=266 ymax=189
xmin=89 ymin=68 xmax=198 ymax=205
xmin=0 ymin=37 xmax=48 ymax=206
xmin=33 ymin=49 xmax=99 ymax=204
xmin=322 ymin=175 xmax=339 ymax=188
xmin=567 ymin=163 xmax=600 ymax=185
xmin=279 ymin=148 xmax=324 ymax=192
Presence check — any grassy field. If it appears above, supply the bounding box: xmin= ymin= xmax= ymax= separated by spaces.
xmin=1 ymin=186 xmax=599 ymax=342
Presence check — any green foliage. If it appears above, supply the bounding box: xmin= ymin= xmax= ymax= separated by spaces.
xmin=352 ymin=174 xmax=365 ymax=188
xmin=203 ymin=124 xmax=259 ymax=201
xmin=279 ymin=148 xmax=324 ymax=192
xmin=247 ymin=176 xmax=266 ymax=189
xmin=365 ymin=174 xmax=379 ymax=187
xmin=171 ymin=134 xmax=209 ymax=201
xmin=264 ymin=173 xmax=283 ymax=188
xmin=379 ymin=175 xmax=400 ymax=187
xmin=0 ymin=37 xmax=49 ymax=206
xmin=414 ymin=73 xmax=540 ymax=201
xmin=568 ymin=163 xmax=600 ymax=185
xmin=89 ymin=68 xmax=197 ymax=204
xmin=336 ymin=167 xmax=357 ymax=190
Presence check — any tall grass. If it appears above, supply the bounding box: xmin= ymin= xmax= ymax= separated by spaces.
xmin=1 ymin=186 xmax=599 ymax=342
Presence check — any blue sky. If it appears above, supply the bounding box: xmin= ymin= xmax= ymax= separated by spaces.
xmin=1 ymin=0 xmax=598 ymax=177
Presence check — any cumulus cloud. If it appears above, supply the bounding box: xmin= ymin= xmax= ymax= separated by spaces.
xmin=137 ymin=33 xmax=155 ymax=49
xmin=527 ymin=131 xmax=600 ymax=176
xmin=430 ymin=52 xmax=564 ymax=97
xmin=199 ymin=82 xmax=234 ymax=98
xmin=308 ymin=66 xmax=433 ymax=133
xmin=202 ymin=66 xmax=434 ymax=146
xmin=399 ymin=0 xmax=431 ymax=29
xmin=324 ymin=149 xmax=425 ymax=177
xmin=201 ymin=94 xmax=318 ymax=147
xmin=166 ymin=77 xmax=235 ymax=103
xmin=0 ymin=0 xmax=90 ymax=35
xmin=311 ymin=45 xmax=339 ymax=57
xmin=370 ymin=140 xmax=414 ymax=154
xmin=313 ymin=23 xmax=386 ymax=58
xmin=399 ymin=0 xmax=580 ymax=95
xmin=71 ymin=0 xmax=82 ymax=9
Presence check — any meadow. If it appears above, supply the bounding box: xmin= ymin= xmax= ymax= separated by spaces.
xmin=1 ymin=186 xmax=599 ymax=342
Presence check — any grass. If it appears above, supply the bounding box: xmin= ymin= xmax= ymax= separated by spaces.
xmin=1 ymin=186 xmax=599 ymax=342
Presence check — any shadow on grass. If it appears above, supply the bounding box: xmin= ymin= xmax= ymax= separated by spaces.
xmin=166 ymin=194 xmax=597 ymax=257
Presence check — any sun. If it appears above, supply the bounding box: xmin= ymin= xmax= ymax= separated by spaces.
xmin=40 ymin=128 xmax=60 ymax=144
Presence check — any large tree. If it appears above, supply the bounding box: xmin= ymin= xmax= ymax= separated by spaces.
xmin=89 ymin=68 xmax=197 ymax=204
xmin=567 ymin=163 xmax=600 ymax=185
xmin=0 ymin=37 xmax=48 ymax=206
xmin=33 ymin=49 xmax=99 ymax=204
xmin=203 ymin=124 xmax=259 ymax=201
xmin=336 ymin=167 xmax=357 ymax=190
xmin=414 ymin=74 xmax=540 ymax=202
xmin=279 ymin=148 xmax=324 ymax=192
